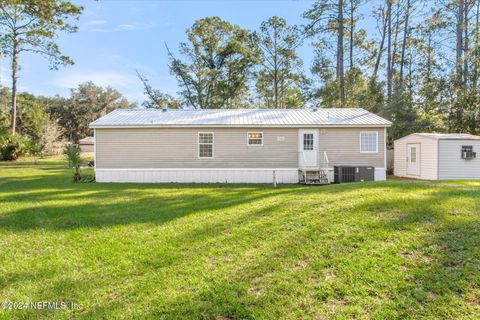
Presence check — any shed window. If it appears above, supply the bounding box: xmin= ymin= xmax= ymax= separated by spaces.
xmin=247 ymin=132 xmax=263 ymax=146
xmin=360 ymin=132 xmax=378 ymax=153
xmin=198 ymin=133 xmax=213 ymax=158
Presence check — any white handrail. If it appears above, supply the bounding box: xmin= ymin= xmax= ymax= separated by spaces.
xmin=323 ymin=152 xmax=329 ymax=168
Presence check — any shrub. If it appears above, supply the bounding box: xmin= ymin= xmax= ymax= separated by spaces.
xmin=0 ymin=132 xmax=29 ymax=161
xmin=64 ymin=144 xmax=82 ymax=182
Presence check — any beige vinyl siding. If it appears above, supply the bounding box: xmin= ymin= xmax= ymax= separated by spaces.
xmin=96 ymin=126 xmax=387 ymax=170
xmin=319 ymin=128 xmax=385 ymax=167
xmin=394 ymin=139 xmax=407 ymax=177
xmin=438 ymin=140 xmax=480 ymax=179
xmin=95 ymin=128 xmax=298 ymax=169
xmin=394 ymin=135 xmax=438 ymax=179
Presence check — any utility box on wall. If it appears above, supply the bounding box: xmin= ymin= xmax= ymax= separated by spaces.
xmin=334 ymin=166 xmax=375 ymax=183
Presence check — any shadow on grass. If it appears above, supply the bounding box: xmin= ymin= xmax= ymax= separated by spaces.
xmin=0 ymin=166 xmax=301 ymax=231
xmin=343 ymin=188 xmax=480 ymax=318
xmin=148 ymin=186 xmax=480 ymax=319
xmin=67 ymin=185 xmax=480 ymax=319
xmin=0 ymin=173 xmax=446 ymax=233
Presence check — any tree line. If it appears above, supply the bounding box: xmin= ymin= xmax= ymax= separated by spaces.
xmin=1 ymin=1 xmax=479 ymax=161
xmin=142 ymin=0 xmax=480 ymax=141
xmin=0 ymin=82 xmax=134 ymax=159
xmin=0 ymin=1 xmax=135 ymax=160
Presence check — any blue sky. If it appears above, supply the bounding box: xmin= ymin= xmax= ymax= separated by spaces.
xmin=3 ymin=0 xmax=377 ymax=104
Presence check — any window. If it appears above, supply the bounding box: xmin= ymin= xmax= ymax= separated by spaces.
xmin=360 ymin=132 xmax=378 ymax=153
xmin=411 ymin=147 xmax=417 ymax=163
xmin=462 ymin=145 xmax=473 ymax=153
xmin=247 ymin=132 xmax=263 ymax=146
xmin=303 ymin=133 xmax=314 ymax=150
xmin=198 ymin=132 xmax=213 ymax=158
xmin=461 ymin=145 xmax=476 ymax=159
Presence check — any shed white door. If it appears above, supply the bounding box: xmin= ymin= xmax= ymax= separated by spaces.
xmin=407 ymin=143 xmax=421 ymax=176
xmin=299 ymin=129 xmax=319 ymax=168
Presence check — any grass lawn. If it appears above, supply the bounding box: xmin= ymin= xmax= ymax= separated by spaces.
xmin=0 ymin=157 xmax=479 ymax=319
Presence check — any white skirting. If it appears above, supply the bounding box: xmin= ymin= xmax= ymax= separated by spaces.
xmin=95 ymin=168 xmax=299 ymax=184
xmin=374 ymin=168 xmax=387 ymax=181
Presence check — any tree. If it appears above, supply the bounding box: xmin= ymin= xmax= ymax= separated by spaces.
xmin=16 ymin=93 xmax=49 ymax=141
xmin=253 ymin=16 xmax=306 ymax=108
xmin=167 ymin=17 xmax=257 ymax=109
xmin=305 ymin=0 xmax=375 ymax=108
xmin=386 ymin=0 xmax=393 ymax=100
xmin=399 ymin=0 xmax=411 ymax=83
xmin=0 ymin=0 xmax=82 ymax=135
xmin=35 ymin=119 xmax=64 ymax=160
xmin=337 ymin=0 xmax=346 ymax=106
xmin=304 ymin=0 xmax=347 ymax=107
xmin=48 ymin=82 xmax=136 ymax=143
xmin=0 ymin=86 xmax=11 ymax=130
xmin=137 ymin=71 xmax=182 ymax=109
xmin=371 ymin=4 xmax=388 ymax=82
xmin=456 ymin=0 xmax=465 ymax=87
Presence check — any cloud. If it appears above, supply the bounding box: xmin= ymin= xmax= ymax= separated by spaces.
xmin=49 ymin=70 xmax=145 ymax=103
xmin=50 ymin=70 xmax=137 ymax=89
xmin=85 ymin=19 xmax=108 ymax=26
xmin=106 ymin=54 xmax=156 ymax=76
xmin=0 ymin=67 xmax=10 ymax=86
xmin=89 ymin=22 xmax=156 ymax=33
xmin=116 ymin=24 xmax=136 ymax=31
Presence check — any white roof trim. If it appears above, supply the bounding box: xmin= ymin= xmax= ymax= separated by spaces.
xmin=91 ymin=124 xmax=390 ymax=129
xmin=395 ymin=133 xmax=480 ymax=142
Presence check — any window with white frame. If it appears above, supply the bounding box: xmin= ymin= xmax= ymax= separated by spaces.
xmin=247 ymin=132 xmax=263 ymax=146
xmin=360 ymin=132 xmax=378 ymax=153
xmin=198 ymin=132 xmax=213 ymax=158
xmin=411 ymin=147 xmax=417 ymax=163
xmin=303 ymin=133 xmax=314 ymax=150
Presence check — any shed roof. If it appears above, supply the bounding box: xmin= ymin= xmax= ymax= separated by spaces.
xmin=403 ymin=133 xmax=480 ymax=141
xmin=79 ymin=136 xmax=94 ymax=144
xmin=90 ymin=108 xmax=391 ymax=128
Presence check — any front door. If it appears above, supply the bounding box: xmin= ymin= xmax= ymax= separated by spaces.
xmin=407 ymin=143 xmax=421 ymax=176
xmin=299 ymin=129 xmax=319 ymax=168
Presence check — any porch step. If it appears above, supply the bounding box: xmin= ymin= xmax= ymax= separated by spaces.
xmin=299 ymin=169 xmax=330 ymax=185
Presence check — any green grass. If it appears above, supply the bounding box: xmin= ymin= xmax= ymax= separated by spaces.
xmin=0 ymin=157 xmax=479 ymax=319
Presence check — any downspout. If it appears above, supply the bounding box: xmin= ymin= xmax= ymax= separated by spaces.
xmin=94 ymin=128 xmax=96 ymax=171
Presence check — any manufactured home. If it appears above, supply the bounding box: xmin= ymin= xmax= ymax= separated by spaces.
xmin=394 ymin=133 xmax=480 ymax=180
xmin=89 ymin=108 xmax=391 ymax=184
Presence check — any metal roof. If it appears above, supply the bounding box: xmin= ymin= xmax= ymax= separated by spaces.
xmin=79 ymin=136 xmax=94 ymax=143
xmin=410 ymin=133 xmax=480 ymax=140
xmin=90 ymin=108 xmax=391 ymax=128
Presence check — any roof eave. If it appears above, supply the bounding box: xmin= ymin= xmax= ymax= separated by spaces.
xmin=90 ymin=123 xmax=392 ymax=129
xmin=437 ymin=137 xmax=480 ymax=141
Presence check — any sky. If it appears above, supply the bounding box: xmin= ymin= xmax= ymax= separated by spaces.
xmin=0 ymin=0 xmax=324 ymax=104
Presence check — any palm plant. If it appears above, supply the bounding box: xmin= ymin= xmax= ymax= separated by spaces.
xmin=64 ymin=145 xmax=82 ymax=182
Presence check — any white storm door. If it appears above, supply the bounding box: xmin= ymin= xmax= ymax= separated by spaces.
xmin=299 ymin=129 xmax=319 ymax=168
xmin=407 ymin=143 xmax=421 ymax=176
